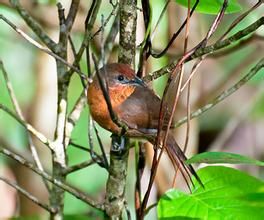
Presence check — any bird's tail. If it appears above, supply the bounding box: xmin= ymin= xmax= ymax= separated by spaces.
xmin=162 ymin=133 xmax=203 ymax=188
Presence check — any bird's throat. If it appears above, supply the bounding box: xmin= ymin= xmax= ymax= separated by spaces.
xmin=109 ymin=85 xmax=135 ymax=106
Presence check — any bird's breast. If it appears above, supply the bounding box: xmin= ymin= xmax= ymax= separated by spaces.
xmin=87 ymin=84 xmax=135 ymax=133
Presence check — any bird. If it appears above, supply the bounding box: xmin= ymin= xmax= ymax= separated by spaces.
xmin=87 ymin=63 xmax=200 ymax=185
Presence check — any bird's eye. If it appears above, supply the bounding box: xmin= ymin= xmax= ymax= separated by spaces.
xmin=117 ymin=75 xmax=124 ymax=81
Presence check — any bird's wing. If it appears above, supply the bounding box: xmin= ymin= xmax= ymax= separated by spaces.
xmin=116 ymin=86 xmax=161 ymax=133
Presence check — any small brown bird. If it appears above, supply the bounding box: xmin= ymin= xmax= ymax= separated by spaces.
xmin=87 ymin=63 xmax=199 ymax=184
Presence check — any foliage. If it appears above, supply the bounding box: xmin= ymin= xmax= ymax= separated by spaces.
xmin=158 ymin=166 xmax=264 ymax=219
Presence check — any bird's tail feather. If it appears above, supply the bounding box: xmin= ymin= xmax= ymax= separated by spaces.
xmin=163 ymin=133 xmax=203 ymax=188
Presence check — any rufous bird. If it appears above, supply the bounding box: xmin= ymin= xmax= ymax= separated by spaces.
xmin=87 ymin=63 xmax=200 ymax=184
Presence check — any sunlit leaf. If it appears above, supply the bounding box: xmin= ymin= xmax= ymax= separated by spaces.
xmin=186 ymin=152 xmax=264 ymax=166
xmin=175 ymin=0 xmax=242 ymax=14
xmin=158 ymin=166 xmax=264 ymax=219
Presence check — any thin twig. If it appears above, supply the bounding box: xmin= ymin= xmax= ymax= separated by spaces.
xmin=92 ymin=3 xmax=119 ymax=38
xmin=137 ymin=0 xmax=151 ymax=76
xmin=87 ymin=115 xmax=109 ymax=169
xmin=188 ymin=17 xmax=264 ymax=61
xmin=88 ymin=115 xmax=97 ymax=163
xmin=92 ymin=121 xmax=109 ymax=169
xmin=173 ymin=0 xmax=192 ymax=188
xmin=63 ymin=159 xmax=98 ymax=175
xmin=68 ymin=0 xmax=102 ymax=77
xmin=69 ymin=141 xmax=103 ymax=158
xmin=65 ymin=89 xmax=87 ymax=146
xmin=180 ymin=59 xmax=203 ymax=93
xmin=182 ymin=0 xmax=191 ymax=153
xmin=150 ymin=0 xmax=169 ymax=42
xmin=203 ymin=0 xmax=228 ymax=42
xmin=65 ymin=0 xmax=80 ymax=31
xmin=102 ymin=11 xmax=119 ymax=64
xmin=0 ymin=176 xmax=55 ymax=213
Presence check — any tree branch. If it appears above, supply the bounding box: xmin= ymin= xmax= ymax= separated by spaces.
xmin=62 ymin=159 xmax=98 ymax=175
xmin=104 ymin=0 xmax=137 ymax=218
xmin=65 ymin=0 xmax=80 ymax=31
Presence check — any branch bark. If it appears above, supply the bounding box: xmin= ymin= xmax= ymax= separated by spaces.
xmin=104 ymin=0 xmax=137 ymax=219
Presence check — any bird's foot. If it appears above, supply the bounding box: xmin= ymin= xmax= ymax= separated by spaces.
xmin=111 ymin=134 xmax=128 ymax=154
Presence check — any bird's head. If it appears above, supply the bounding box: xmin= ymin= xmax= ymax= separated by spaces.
xmin=88 ymin=63 xmax=146 ymax=113
xmin=93 ymin=63 xmax=145 ymax=89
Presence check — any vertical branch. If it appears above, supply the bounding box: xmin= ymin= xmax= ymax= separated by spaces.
xmin=118 ymin=0 xmax=137 ymax=66
xmin=104 ymin=0 xmax=137 ymax=218
xmin=50 ymin=1 xmax=79 ymax=218
xmin=49 ymin=3 xmax=69 ymax=219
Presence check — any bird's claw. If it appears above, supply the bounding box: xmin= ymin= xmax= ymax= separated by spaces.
xmin=111 ymin=134 xmax=128 ymax=154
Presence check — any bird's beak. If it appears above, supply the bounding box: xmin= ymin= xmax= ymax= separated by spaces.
xmin=130 ymin=76 xmax=146 ymax=87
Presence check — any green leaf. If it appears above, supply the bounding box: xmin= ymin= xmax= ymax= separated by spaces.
xmin=158 ymin=166 xmax=264 ymax=219
xmin=175 ymin=0 xmax=242 ymax=14
xmin=186 ymin=152 xmax=264 ymax=166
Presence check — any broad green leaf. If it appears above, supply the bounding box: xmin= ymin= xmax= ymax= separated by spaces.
xmin=158 ymin=166 xmax=264 ymax=219
xmin=175 ymin=0 xmax=242 ymax=14
xmin=186 ymin=152 xmax=264 ymax=166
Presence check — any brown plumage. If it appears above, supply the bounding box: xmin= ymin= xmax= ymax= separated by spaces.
xmin=87 ymin=63 xmax=200 ymax=185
